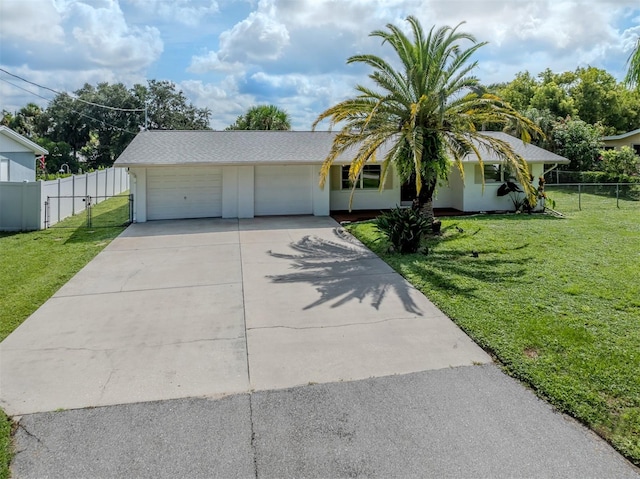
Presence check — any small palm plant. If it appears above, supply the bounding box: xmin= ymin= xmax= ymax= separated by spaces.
xmin=375 ymin=207 xmax=430 ymax=254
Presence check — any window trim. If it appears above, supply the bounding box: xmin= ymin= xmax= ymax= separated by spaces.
xmin=341 ymin=164 xmax=382 ymax=190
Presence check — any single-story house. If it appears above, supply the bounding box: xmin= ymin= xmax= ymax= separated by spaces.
xmin=0 ymin=126 xmax=48 ymax=182
xmin=602 ymin=128 xmax=640 ymax=155
xmin=113 ymin=130 xmax=569 ymax=222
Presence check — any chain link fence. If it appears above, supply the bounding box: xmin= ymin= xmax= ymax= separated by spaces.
xmin=545 ymin=183 xmax=640 ymax=213
xmin=45 ymin=193 xmax=133 ymax=228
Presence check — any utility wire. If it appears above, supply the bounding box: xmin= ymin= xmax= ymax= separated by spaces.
xmin=0 ymin=77 xmax=140 ymax=135
xmin=0 ymin=67 xmax=145 ymax=112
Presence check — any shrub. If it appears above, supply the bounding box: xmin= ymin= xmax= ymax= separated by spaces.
xmin=599 ymin=147 xmax=640 ymax=176
xmin=375 ymin=207 xmax=430 ymax=254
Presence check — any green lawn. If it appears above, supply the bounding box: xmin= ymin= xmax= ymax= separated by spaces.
xmin=348 ymin=191 xmax=640 ymax=466
xmin=0 ymin=197 xmax=129 ymax=477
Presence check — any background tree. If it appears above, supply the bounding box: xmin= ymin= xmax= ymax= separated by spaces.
xmin=38 ymin=79 xmax=211 ymax=169
xmin=44 ymin=93 xmax=91 ymax=161
xmin=34 ymin=138 xmax=78 ymax=173
xmin=1 ymin=103 xmax=47 ymax=138
xmin=599 ymin=146 xmax=639 ymax=176
xmin=313 ymin=17 xmax=541 ymax=222
xmin=551 ymin=118 xmax=604 ymax=171
xmin=133 ymin=80 xmax=211 ymax=130
xmin=226 ymin=105 xmax=291 ymax=130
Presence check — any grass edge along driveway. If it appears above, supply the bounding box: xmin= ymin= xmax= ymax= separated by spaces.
xmin=348 ymin=194 xmax=639 ymax=467
xmin=0 ymin=197 xmax=129 ymax=479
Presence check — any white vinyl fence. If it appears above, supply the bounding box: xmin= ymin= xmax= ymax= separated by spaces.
xmin=0 ymin=167 xmax=129 ymax=231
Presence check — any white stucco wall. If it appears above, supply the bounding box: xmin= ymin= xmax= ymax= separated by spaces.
xmin=131 ymin=164 xmax=329 ymax=221
xmin=329 ymin=165 xmax=401 ymax=211
xmin=459 ymin=163 xmax=544 ymax=212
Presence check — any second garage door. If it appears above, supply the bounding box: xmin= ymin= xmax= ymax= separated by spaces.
xmin=147 ymin=167 xmax=222 ymax=220
xmin=254 ymin=165 xmax=313 ymax=216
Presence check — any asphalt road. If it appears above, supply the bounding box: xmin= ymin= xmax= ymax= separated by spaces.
xmin=12 ymin=365 xmax=640 ymax=479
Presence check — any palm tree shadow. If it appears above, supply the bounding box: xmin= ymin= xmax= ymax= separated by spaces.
xmin=267 ymin=232 xmax=423 ymax=315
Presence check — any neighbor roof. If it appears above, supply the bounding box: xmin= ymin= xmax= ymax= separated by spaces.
xmin=0 ymin=126 xmax=48 ymax=155
xmin=114 ymin=129 xmax=568 ymax=167
xmin=602 ymin=128 xmax=640 ymax=141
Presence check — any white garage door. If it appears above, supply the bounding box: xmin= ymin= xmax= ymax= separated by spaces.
xmin=147 ymin=167 xmax=222 ymax=220
xmin=254 ymin=165 xmax=313 ymax=216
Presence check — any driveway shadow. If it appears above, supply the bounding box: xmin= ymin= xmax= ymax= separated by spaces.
xmin=267 ymin=231 xmax=422 ymax=315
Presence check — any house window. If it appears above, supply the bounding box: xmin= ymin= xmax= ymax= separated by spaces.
xmin=475 ymin=164 xmax=503 ymax=184
xmin=633 ymin=144 xmax=640 ymax=156
xmin=341 ymin=165 xmax=381 ymax=189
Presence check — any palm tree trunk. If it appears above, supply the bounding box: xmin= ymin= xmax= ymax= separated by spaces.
xmin=416 ymin=177 xmax=437 ymax=224
xmin=420 ymin=198 xmax=435 ymax=224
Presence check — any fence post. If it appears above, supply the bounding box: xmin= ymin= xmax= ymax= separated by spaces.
xmin=578 ymin=183 xmax=581 ymax=211
xmin=616 ymin=183 xmax=619 ymax=209
xmin=72 ymin=174 xmax=75 ymax=215
xmin=57 ymin=178 xmax=61 ymax=223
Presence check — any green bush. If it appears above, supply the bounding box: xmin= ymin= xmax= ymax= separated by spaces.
xmin=375 ymin=207 xmax=430 ymax=254
xmin=599 ymin=147 xmax=640 ymax=176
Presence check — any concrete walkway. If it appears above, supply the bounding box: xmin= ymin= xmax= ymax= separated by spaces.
xmin=2 ymin=217 xmax=638 ymax=478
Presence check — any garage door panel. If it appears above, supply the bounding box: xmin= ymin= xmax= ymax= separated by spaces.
xmin=254 ymin=166 xmax=313 ymax=216
xmin=147 ymin=167 xmax=222 ymax=220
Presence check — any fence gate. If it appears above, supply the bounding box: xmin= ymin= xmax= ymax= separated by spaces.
xmin=44 ymin=193 xmax=133 ymax=228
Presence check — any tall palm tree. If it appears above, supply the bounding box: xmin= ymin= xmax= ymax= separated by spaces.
xmin=625 ymin=37 xmax=640 ymax=90
xmin=312 ymin=16 xmax=542 ymax=221
xmin=226 ymin=105 xmax=291 ymax=130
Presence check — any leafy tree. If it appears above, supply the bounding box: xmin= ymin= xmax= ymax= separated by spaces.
xmin=551 ymin=118 xmax=604 ymax=171
xmin=67 ymin=82 xmax=140 ymax=168
xmin=625 ymin=37 xmax=640 ymax=90
xmin=530 ymin=79 xmax=576 ymax=118
xmin=497 ymin=71 xmax=538 ymax=112
xmin=1 ymin=103 xmax=47 ymax=138
xmin=44 ymin=93 xmax=91 ymax=160
xmin=40 ymin=80 xmax=211 ymax=168
xmin=133 ymin=80 xmax=211 ymax=130
xmin=599 ymin=146 xmax=639 ymax=176
xmin=226 ymin=105 xmax=291 ymax=130
xmin=34 ymin=138 xmax=78 ymax=173
xmin=312 ymin=17 xmax=541 ymax=221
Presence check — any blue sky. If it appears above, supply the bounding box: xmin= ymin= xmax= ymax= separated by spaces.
xmin=1 ymin=0 xmax=639 ymax=130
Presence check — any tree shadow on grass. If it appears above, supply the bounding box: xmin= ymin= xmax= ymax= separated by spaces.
xmin=378 ymin=229 xmax=533 ymax=300
xmin=267 ymin=230 xmax=423 ymax=315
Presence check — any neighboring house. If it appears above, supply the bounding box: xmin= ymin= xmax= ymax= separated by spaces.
xmin=601 ymin=128 xmax=640 ymax=155
xmin=0 ymin=126 xmax=48 ymax=182
xmin=113 ymin=130 xmax=569 ymax=222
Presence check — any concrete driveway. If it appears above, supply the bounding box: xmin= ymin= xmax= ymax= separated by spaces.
xmin=0 ymin=216 xmax=489 ymax=415
xmin=4 ymin=217 xmax=639 ymax=478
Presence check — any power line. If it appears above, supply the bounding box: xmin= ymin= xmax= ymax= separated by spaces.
xmin=0 ymin=77 xmax=140 ymax=136
xmin=0 ymin=67 xmax=145 ymax=112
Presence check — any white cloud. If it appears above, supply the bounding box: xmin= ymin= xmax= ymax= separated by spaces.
xmin=188 ymin=0 xmax=289 ymax=73
xmin=125 ymin=0 xmax=219 ymax=26
xmin=188 ymin=51 xmax=246 ymax=74
xmin=65 ymin=0 xmax=163 ymax=70
xmin=0 ymin=0 xmax=65 ymax=44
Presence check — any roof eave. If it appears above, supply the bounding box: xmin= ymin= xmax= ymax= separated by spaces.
xmin=0 ymin=126 xmax=49 ymax=155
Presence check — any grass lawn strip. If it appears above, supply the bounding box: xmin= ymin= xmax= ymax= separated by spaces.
xmin=0 ymin=197 xmax=129 ymax=477
xmin=348 ymin=191 xmax=639 ymax=466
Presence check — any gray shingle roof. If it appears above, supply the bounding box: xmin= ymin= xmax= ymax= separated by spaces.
xmin=114 ymin=130 xmax=351 ymax=167
xmin=462 ymin=131 xmax=569 ymax=164
xmin=114 ymin=130 xmax=568 ymax=167
xmin=602 ymin=128 xmax=640 ymax=141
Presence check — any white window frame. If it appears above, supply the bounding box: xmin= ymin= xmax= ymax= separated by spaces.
xmin=341 ymin=164 xmax=381 ymax=190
